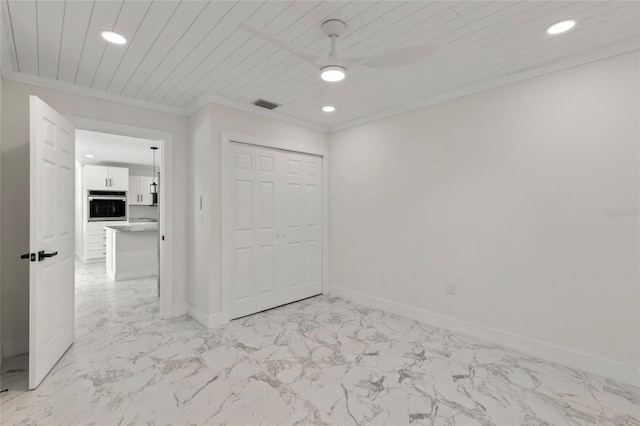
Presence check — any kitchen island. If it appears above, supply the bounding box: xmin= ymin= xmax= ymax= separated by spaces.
xmin=105 ymin=223 xmax=158 ymax=281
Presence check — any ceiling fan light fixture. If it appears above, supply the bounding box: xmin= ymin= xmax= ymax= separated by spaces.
xmin=322 ymin=106 xmax=335 ymax=112
xmin=101 ymin=30 xmax=127 ymax=45
xmin=547 ymin=20 xmax=575 ymax=35
xmin=320 ymin=65 xmax=346 ymax=82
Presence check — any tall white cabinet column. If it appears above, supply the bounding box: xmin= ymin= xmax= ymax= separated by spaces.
xmin=229 ymin=142 xmax=322 ymax=319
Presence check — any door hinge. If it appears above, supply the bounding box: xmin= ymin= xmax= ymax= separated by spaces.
xmin=20 ymin=253 xmax=36 ymax=262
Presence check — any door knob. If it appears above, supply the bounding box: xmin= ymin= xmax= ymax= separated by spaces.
xmin=38 ymin=251 xmax=58 ymax=261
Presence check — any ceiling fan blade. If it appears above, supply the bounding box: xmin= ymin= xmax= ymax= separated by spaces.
xmin=310 ymin=81 xmax=330 ymax=100
xmin=238 ymin=22 xmax=320 ymax=66
xmin=358 ymin=44 xmax=439 ymax=68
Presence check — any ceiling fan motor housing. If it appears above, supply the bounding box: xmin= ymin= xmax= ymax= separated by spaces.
xmin=322 ymin=19 xmax=347 ymax=37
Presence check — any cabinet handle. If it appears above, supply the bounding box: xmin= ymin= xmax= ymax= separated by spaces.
xmin=105 ymin=178 xmax=108 ymax=187
xmin=109 ymin=178 xmax=112 ymax=187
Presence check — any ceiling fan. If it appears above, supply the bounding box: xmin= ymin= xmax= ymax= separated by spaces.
xmin=238 ymin=19 xmax=439 ymax=83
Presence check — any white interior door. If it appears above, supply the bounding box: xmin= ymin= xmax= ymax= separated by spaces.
xmin=230 ymin=143 xmax=257 ymax=318
xmin=280 ymin=152 xmax=322 ymax=304
xmin=28 ymin=96 xmax=75 ymax=389
xmin=229 ymin=143 xmax=322 ymax=319
xmin=254 ymin=147 xmax=281 ymax=312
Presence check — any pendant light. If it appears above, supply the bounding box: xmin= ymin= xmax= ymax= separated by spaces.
xmin=150 ymin=147 xmax=158 ymax=205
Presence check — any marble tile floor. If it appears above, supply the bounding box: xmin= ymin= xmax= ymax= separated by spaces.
xmin=1 ymin=261 xmax=638 ymax=425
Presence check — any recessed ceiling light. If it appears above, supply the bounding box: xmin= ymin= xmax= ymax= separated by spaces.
xmin=320 ymin=66 xmax=346 ymax=82
xmin=85 ymin=154 xmax=95 ymax=158
xmin=101 ymin=30 xmax=127 ymax=45
xmin=322 ymin=106 xmax=335 ymax=113
xmin=547 ymin=20 xmax=576 ymax=35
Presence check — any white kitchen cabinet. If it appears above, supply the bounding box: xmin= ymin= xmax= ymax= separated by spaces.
xmin=82 ymin=220 xmax=127 ymax=262
xmin=129 ymin=176 xmax=154 ymax=205
xmin=105 ymin=223 xmax=158 ymax=281
xmin=109 ymin=167 xmax=129 ymax=190
xmin=83 ymin=165 xmax=129 ymax=190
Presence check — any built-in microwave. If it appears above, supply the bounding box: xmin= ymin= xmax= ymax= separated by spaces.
xmin=88 ymin=191 xmax=127 ymax=222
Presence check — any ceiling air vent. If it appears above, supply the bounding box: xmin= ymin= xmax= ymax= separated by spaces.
xmin=252 ymin=98 xmax=280 ymax=110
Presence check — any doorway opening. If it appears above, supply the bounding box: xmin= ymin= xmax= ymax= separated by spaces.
xmin=74 ymin=129 xmax=163 ymax=317
xmin=68 ymin=117 xmax=174 ymax=319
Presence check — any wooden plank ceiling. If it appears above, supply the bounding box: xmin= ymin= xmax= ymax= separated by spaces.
xmin=2 ymin=1 xmax=639 ymax=129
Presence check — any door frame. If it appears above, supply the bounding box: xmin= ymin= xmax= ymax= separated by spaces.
xmin=67 ymin=116 xmax=174 ymax=319
xmin=221 ymin=131 xmax=329 ymax=322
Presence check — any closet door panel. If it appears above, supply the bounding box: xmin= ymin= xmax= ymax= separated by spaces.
xmin=255 ymin=148 xmax=280 ymax=310
xmin=280 ymin=151 xmax=321 ymax=302
xmin=286 ymin=240 xmax=303 ymax=289
xmin=304 ymin=240 xmax=320 ymax=286
xmin=229 ymin=143 xmax=323 ymax=319
xmin=302 ymin=155 xmax=322 ymax=293
xmin=230 ymin=144 xmax=257 ymax=318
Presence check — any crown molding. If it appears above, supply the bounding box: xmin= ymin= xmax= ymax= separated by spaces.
xmin=184 ymin=93 xmax=328 ymax=132
xmin=1 ymin=69 xmax=329 ymax=132
xmin=328 ymin=38 xmax=640 ymax=133
xmin=3 ymin=38 xmax=638 ymax=135
xmin=1 ymin=69 xmax=188 ymax=116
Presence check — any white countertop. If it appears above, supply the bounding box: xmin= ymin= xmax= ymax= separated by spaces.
xmin=104 ymin=222 xmax=158 ymax=233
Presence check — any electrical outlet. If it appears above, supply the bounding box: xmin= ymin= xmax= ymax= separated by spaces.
xmin=446 ymin=281 xmax=457 ymax=295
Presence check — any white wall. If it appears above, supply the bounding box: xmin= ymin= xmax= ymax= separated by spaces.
xmin=188 ymin=104 xmax=329 ymax=325
xmin=188 ymin=106 xmax=211 ymax=318
xmin=0 ymin=79 xmax=189 ymax=357
xmin=329 ymin=51 xmax=639 ymax=382
xmin=0 ymin=24 xmax=3 ymax=364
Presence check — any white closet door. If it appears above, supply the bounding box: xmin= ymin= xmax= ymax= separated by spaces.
xmin=301 ymin=155 xmax=322 ymax=296
xmin=278 ymin=152 xmax=322 ymax=305
xmin=229 ymin=143 xmax=322 ymax=319
xmin=230 ymin=143 xmax=257 ymax=319
xmin=254 ymin=147 xmax=281 ymax=311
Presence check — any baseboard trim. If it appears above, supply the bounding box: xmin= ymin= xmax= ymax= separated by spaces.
xmin=330 ymin=286 xmax=640 ymax=387
xmin=187 ymin=304 xmax=228 ymax=329
xmin=111 ymin=269 xmax=156 ymax=281
xmin=171 ymin=303 xmax=189 ymax=317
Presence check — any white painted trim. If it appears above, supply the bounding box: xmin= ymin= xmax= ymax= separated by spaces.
xmin=65 ymin=117 xmax=176 ymax=320
xmin=172 ymin=303 xmax=189 ymax=317
xmin=110 ymin=269 xmax=157 ymax=282
xmin=187 ymin=304 xmax=228 ymax=329
xmin=328 ymin=39 xmax=640 ymax=132
xmin=0 ymin=71 xmax=328 ymax=133
xmin=330 ymin=286 xmax=640 ymax=388
xmin=220 ymin=131 xmax=330 ymax=323
xmin=3 ymin=71 xmax=187 ymax=116
xmin=184 ymin=93 xmax=327 ymax=132
xmin=4 ymin=41 xmax=638 ymax=137
xmin=221 ymin=131 xmax=329 ymax=157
